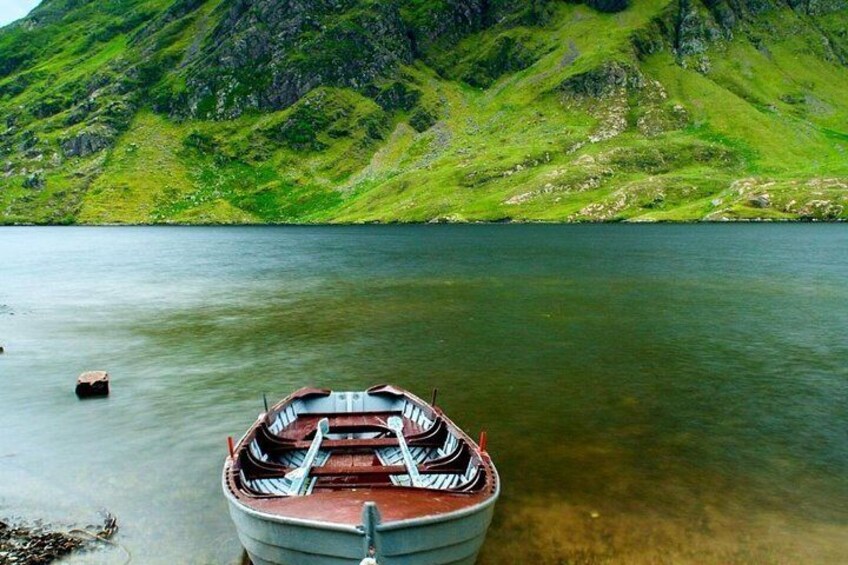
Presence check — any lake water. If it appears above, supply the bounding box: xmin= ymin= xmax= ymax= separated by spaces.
xmin=0 ymin=225 xmax=846 ymax=564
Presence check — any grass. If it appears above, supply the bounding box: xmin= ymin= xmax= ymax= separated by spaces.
xmin=1 ymin=0 xmax=847 ymax=224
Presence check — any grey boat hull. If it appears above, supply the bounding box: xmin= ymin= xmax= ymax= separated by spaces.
xmin=225 ymin=485 xmax=498 ymax=565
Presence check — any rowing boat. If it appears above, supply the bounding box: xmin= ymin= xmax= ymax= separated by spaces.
xmin=222 ymin=384 xmax=499 ymax=565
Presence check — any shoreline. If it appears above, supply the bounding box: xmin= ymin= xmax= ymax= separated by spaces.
xmin=0 ymin=514 xmax=117 ymax=563
xmin=0 ymin=218 xmax=845 ymax=227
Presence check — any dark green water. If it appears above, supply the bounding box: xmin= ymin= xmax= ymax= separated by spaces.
xmin=0 ymin=225 xmax=846 ymax=564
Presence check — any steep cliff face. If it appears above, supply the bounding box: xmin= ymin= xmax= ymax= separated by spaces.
xmin=634 ymin=0 xmax=848 ymax=61
xmin=155 ymin=0 xmax=566 ymax=118
xmin=171 ymin=0 xmax=413 ymax=118
xmin=1 ymin=0 xmax=847 ymax=223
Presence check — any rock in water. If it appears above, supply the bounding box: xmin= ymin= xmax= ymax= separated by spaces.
xmin=75 ymin=371 xmax=110 ymax=398
xmin=0 ymin=520 xmax=83 ymax=563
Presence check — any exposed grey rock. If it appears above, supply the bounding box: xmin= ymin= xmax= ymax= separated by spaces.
xmin=22 ymin=170 xmax=44 ymax=189
xmin=60 ymin=127 xmax=115 ymax=158
xmin=749 ymin=193 xmax=771 ymax=208
xmin=799 ymin=199 xmax=844 ymax=219
xmin=176 ymin=0 xmax=415 ymax=119
xmin=18 ymin=131 xmax=38 ymax=152
xmin=65 ymin=100 xmax=97 ymax=126
xmin=635 ymin=0 xmax=848 ymax=65
xmin=560 ymin=62 xmax=645 ymax=98
xmin=560 ymin=40 xmax=581 ymax=68
xmin=676 ymin=1 xmax=725 ymax=56
xmin=788 ymin=0 xmax=848 ymax=14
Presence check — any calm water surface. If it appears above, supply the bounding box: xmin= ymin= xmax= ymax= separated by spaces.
xmin=0 ymin=225 xmax=846 ymax=564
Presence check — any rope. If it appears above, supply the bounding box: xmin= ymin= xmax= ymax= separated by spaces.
xmin=66 ymin=527 xmax=132 ymax=564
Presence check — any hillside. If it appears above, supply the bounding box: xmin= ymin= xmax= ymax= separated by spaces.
xmin=1 ymin=0 xmax=847 ymax=224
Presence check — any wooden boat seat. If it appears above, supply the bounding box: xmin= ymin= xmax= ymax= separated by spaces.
xmin=240 ymin=447 xmax=470 ymax=482
xmin=238 ymin=397 xmax=488 ymax=496
xmin=409 ymin=417 xmax=449 ymax=445
xmin=255 ymin=417 xmax=447 ymax=453
xmin=312 ymin=462 xmax=487 ymax=493
xmin=241 ymin=432 xmax=478 ymax=492
xmin=239 ymin=447 xmax=285 ymax=478
xmin=457 ymin=466 xmax=488 ymax=492
xmin=274 ymin=412 xmax=406 ymax=440
xmin=424 ymin=441 xmax=472 ymax=473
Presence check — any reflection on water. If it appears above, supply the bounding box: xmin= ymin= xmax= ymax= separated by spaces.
xmin=0 ymin=225 xmax=847 ymax=564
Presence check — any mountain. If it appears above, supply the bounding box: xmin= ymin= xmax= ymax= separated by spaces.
xmin=0 ymin=0 xmax=846 ymax=224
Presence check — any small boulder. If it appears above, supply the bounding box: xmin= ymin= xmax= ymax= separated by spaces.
xmin=76 ymin=371 xmax=110 ymax=398
xmin=749 ymin=193 xmax=770 ymax=208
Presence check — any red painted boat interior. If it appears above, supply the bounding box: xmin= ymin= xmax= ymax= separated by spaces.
xmin=224 ymin=386 xmax=498 ymax=525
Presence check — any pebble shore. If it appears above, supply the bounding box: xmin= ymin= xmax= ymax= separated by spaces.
xmin=0 ymin=514 xmax=117 ymax=564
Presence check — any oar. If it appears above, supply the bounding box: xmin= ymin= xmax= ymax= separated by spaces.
xmin=286 ymin=417 xmax=330 ymax=495
xmin=387 ymin=416 xmax=424 ymax=488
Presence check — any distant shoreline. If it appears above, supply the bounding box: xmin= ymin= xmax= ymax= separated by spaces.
xmin=1 ymin=218 xmax=845 ymax=227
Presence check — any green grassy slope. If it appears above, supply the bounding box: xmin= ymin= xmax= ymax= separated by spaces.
xmin=1 ymin=0 xmax=847 ymax=224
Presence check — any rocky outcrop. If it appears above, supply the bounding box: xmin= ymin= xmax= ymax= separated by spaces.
xmin=749 ymin=193 xmax=771 ymax=208
xmin=22 ymin=170 xmax=45 ymax=189
xmin=461 ymin=34 xmax=539 ymax=87
xmin=798 ymin=199 xmax=844 ymax=219
xmin=675 ymin=0 xmax=725 ymax=56
xmin=404 ymin=0 xmax=488 ymax=54
xmin=635 ymin=0 xmax=848 ymax=64
xmin=791 ymin=0 xmax=848 ymax=14
xmin=560 ymin=62 xmax=645 ymax=99
xmin=258 ymin=88 xmax=389 ymax=151
xmin=174 ymin=0 xmax=414 ymax=119
xmin=165 ymin=0 xmax=633 ymax=119
xmin=371 ymin=81 xmax=422 ymax=112
xmin=60 ymin=127 xmax=115 ymax=158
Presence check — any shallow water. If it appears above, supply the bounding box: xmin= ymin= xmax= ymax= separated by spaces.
xmin=0 ymin=225 xmax=846 ymax=564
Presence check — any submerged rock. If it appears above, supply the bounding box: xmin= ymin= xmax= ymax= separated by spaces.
xmin=0 ymin=513 xmax=118 ymax=564
xmin=0 ymin=520 xmax=82 ymax=564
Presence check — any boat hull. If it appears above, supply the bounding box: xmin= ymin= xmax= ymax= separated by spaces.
xmin=223 ymin=386 xmax=500 ymax=565
xmin=225 ymin=489 xmax=497 ymax=565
